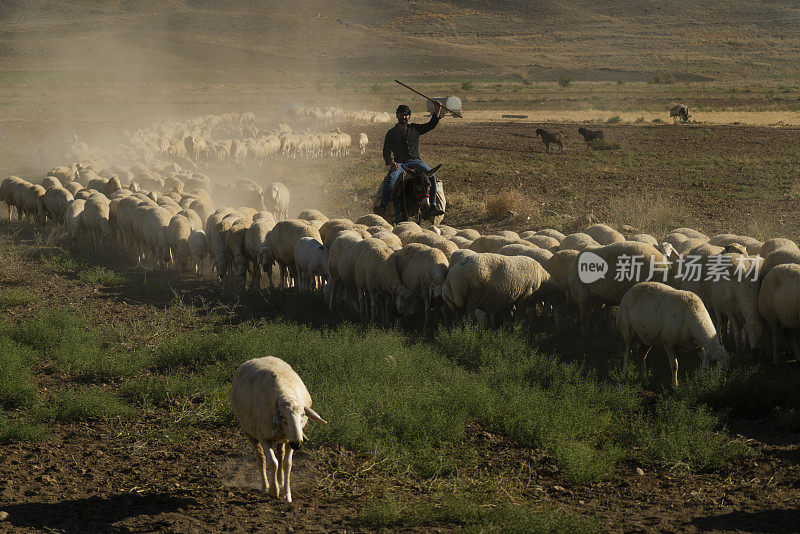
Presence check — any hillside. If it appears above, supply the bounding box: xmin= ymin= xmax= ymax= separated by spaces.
xmin=1 ymin=0 xmax=799 ymax=81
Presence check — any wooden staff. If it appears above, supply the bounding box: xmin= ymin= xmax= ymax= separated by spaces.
xmin=394 ymin=79 xmax=463 ymax=118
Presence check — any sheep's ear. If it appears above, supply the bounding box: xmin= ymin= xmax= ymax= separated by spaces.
xmin=305 ymin=407 xmax=327 ymax=424
xmin=426 ymin=164 xmax=442 ymax=176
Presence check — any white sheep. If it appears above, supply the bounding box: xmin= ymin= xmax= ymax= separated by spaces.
xmin=408 ymin=232 xmax=458 ymax=258
xmin=188 ymin=230 xmax=209 ymax=275
xmin=244 ymin=218 xmax=276 ymax=289
xmin=264 ymin=219 xmax=321 ymax=289
xmin=294 ymin=237 xmax=329 ymax=291
xmin=616 ymin=281 xmax=729 ymax=388
xmin=584 ymin=223 xmax=625 ymax=245
xmin=757 ymin=264 xmax=800 ymax=364
xmin=352 ymin=238 xmax=415 ymax=324
xmin=358 ymin=132 xmax=368 ymax=154
xmin=265 ymin=182 xmax=290 ymax=220
xmin=393 ymin=243 xmax=449 ymax=331
xmin=534 ymin=228 xmax=565 ymax=242
xmin=65 ymin=199 xmax=86 ymax=241
xmin=42 ymin=186 xmax=74 ymax=225
xmin=455 ymin=228 xmax=481 ymax=240
xmin=231 ymin=356 xmax=326 ymax=503
xmin=442 ymin=252 xmax=547 ymax=325
xmin=558 ymin=232 xmax=600 ymax=251
xmin=167 ymin=214 xmax=193 ymax=272
xmin=325 ymin=229 xmax=364 ymax=312
xmin=468 ymin=235 xmax=525 ymax=253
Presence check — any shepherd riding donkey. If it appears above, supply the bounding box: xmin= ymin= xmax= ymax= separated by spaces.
xmin=374 ymin=102 xmax=446 ymax=224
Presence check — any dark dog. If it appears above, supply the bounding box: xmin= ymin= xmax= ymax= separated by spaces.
xmin=577 ymin=127 xmax=604 ymax=143
xmin=535 ymin=128 xmax=564 ymax=153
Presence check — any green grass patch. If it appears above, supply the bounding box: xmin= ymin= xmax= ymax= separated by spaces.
xmin=39 ymin=249 xmax=80 ymax=272
xmin=78 ymin=265 xmax=127 ymax=286
xmin=35 ymin=387 xmax=133 ymax=423
xmin=361 ymin=492 xmax=600 ymax=532
xmin=0 ymin=288 xmax=38 ymax=307
xmin=0 ymin=337 xmax=38 ymax=408
xmin=0 ymin=412 xmax=50 ymax=443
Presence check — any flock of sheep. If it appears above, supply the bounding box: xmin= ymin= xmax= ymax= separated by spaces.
xmin=4 ymin=160 xmax=800 ymax=391
xmin=120 ymin=112 xmax=367 ymax=168
xmin=287 ymin=105 xmax=392 ymax=125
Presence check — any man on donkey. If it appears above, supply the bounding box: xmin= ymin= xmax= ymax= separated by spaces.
xmin=374 ymin=101 xmax=445 ymax=220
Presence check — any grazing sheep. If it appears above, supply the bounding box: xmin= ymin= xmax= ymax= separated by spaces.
xmin=326 ymin=229 xmax=364 ymax=312
xmin=758 ymin=264 xmax=800 ymax=364
xmin=231 ymin=356 xmax=326 ymax=503
xmin=297 ymin=209 xmax=328 ymax=226
xmin=408 ymin=232 xmax=458 ymax=258
xmin=167 ymin=214 xmax=193 ymax=272
xmin=244 ymin=218 xmax=276 ymax=289
xmin=760 ymin=247 xmax=800 ymax=280
xmin=65 ymin=199 xmax=87 ymax=241
xmin=616 ymin=282 xmax=729 ymax=387
xmin=265 ymin=220 xmax=322 ymax=289
xmin=265 ymin=182 xmax=290 ymax=220
xmin=669 ymin=227 xmax=708 ymax=241
xmin=760 ymin=238 xmax=798 ymax=259
xmin=455 ymin=228 xmax=481 ymax=240
xmin=393 ymin=243 xmax=449 ymax=332
xmin=534 ymin=128 xmax=564 ymax=153
xmin=294 ymin=237 xmax=329 ymax=291
xmin=319 ymin=218 xmax=355 ymax=244
xmin=442 ymin=252 xmax=547 ymax=324
xmin=577 ymin=127 xmax=603 ymax=143
xmin=188 ymin=230 xmax=209 ymax=275
xmin=584 ymin=224 xmax=625 ymax=245
xmin=356 ymin=213 xmax=392 ymax=230
xmin=450 ymin=236 xmax=473 ymax=249
xmin=627 ymin=234 xmax=659 ymax=247
xmin=81 ymin=197 xmax=111 ymax=251
xmin=358 ymin=132 xmax=368 ymax=154
xmin=371 ymin=230 xmax=403 ymax=250
xmin=42 ymin=186 xmax=74 ymax=224
xmin=534 ymin=228 xmax=565 ymax=242
xmin=469 ymin=235 xmax=525 ymax=253
xmin=351 ymin=239 xmax=415 ymax=324
xmin=41 ymin=176 xmax=61 ymax=190
xmin=558 ymin=232 xmax=601 ymax=251
xmin=523 ymin=235 xmax=560 ymax=251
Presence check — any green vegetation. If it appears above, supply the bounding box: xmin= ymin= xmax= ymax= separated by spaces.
xmin=78 ymin=265 xmax=127 ymax=286
xmin=558 ymin=76 xmax=572 ymax=89
xmin=461 ymin=80 xmax=475 ymax=91
xmin=0 ymin=288 xmax=38 ymax=308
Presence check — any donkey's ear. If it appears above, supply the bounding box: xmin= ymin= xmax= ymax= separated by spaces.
xmin=426 ymin=164 xmax=442 ymax=176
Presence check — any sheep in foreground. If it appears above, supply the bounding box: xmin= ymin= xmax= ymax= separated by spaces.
xmin=758 ymin=264 xmax=800 ymax=364
xmin=534 ymin=128 xmax=564 ymax=153
xmin=231 ymin=356 xmax=327 ymax=503
xmin=616 ymin=282 xmax=729 ymax=388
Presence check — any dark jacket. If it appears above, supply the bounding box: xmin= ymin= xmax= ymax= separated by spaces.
xmin=383 ymin=114 xmax=439 ymax=165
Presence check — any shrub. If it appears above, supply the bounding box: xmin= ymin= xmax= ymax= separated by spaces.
xmin=484 ymin=191 xmax=523 ymax=220
xmin=558 ymin=76 xmax=572 ymax=89
xmin=461 ymin=80 xmax=474 ymax=91
xmin=605 ymin=115 xmax=621 ymax=124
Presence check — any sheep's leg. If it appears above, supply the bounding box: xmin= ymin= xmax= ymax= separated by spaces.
xmin=246 ymin=434 xmax=269 ymax=494
xmin=728 ymin=313 xmax=742 ymax=355
xmin=772 ymin=324 xmax=781 ymax=365
xmin=666 ymin=347 xmax=679 ymax=388
xmin=370 ymin=291 xmax=379 ymax=324
xmin=636 ymin=345 xmax=651 ymax=386
xmin=264 ymin=442 xmax=280 ymax=498
xmin=281 ymin=446 xmax=294 ymax=503
xmin=423 ymin=294 xmax=433 ymax=334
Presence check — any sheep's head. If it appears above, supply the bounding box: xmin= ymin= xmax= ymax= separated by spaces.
xmin=231 ymin=253 xmax=248 ymax=278
xmin=256 ymin=244 xmax=273 ymax=271
xmin=704 ymin=345 xmax=730 ymax=369
xmin=395 ymin=286 xmax=421 ymax=316
xmin=272 ymin=400 xmax=327 ymax=451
